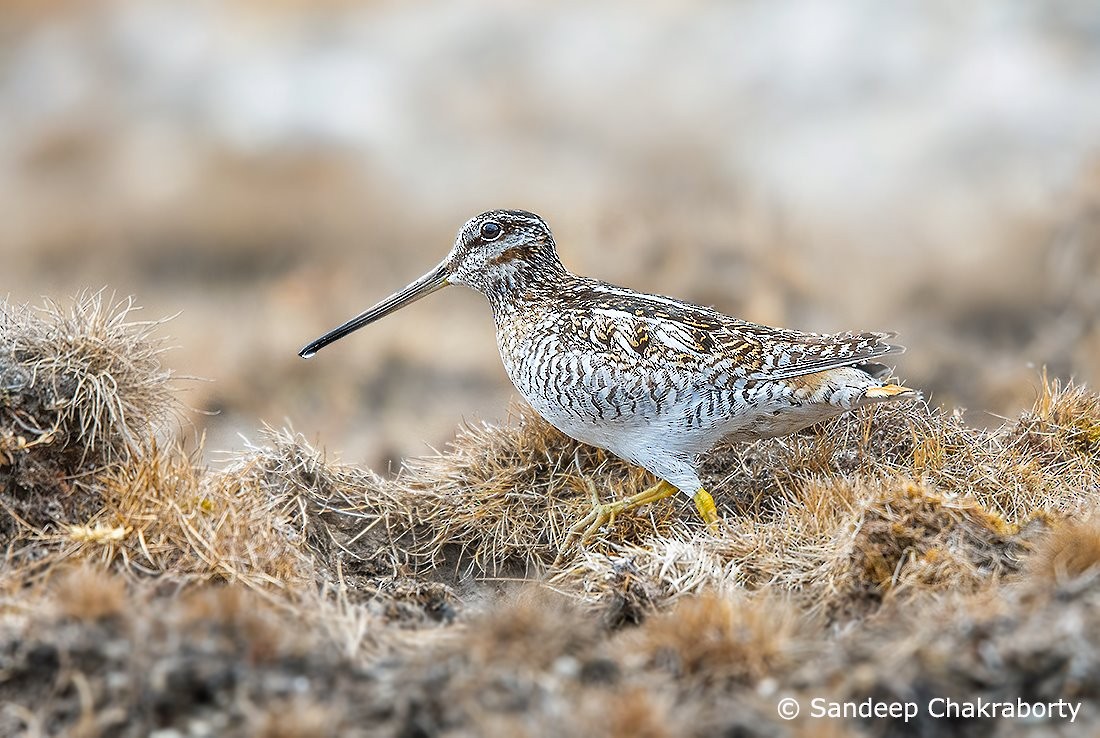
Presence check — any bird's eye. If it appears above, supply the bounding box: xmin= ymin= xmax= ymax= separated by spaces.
xmin=480 ymin=221 xmax=503 ymax=241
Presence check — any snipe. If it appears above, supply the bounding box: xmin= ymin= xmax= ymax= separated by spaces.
xmin=300 ymin=210 xmax=917 ymax=547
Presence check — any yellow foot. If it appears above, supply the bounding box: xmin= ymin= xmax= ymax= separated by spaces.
xmin=559 ymin=479 xmax=679 ymax=554
xmin=557 ymin=481 xmax=723 ymax=563
xmin=693 ymin=488 xmax=720 ymax=530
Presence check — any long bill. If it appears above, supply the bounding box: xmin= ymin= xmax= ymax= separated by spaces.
xmin=298 ymin=261 xmax=449 ymax=358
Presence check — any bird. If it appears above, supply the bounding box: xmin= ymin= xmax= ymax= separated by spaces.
xmin=299 ymin=209 xmax=918 ymax=547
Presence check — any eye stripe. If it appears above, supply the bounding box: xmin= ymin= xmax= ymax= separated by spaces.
xmin=487 ymin=246 xmax=530 ymax=266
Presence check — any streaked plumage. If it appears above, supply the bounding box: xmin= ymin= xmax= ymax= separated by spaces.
xmin=300 ymin=209 xmax=918 ymax=541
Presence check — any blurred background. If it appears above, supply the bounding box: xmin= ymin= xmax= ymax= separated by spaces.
xmin=2 ymin=0 xmax=1099 ymax=470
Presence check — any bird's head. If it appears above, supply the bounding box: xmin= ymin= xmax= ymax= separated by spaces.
xmin=299 ymin=209 xmax=566 ymax=358
xmin=445 ymin=209 xmax=563 ymax=294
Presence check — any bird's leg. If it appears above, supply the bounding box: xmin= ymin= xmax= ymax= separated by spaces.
xmin=557 ymin=480 xmax=725 ymax=562
xmin=560 ymin=479 xmax=682 ymax=552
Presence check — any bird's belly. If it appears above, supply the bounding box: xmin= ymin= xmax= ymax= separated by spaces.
xmin=718 ymin=402 xmax=844 ymax=440
xmin=524 ymin=389 xmax=700 ymax=472
xmin=499 ymin=334 xmax=735 ymax=462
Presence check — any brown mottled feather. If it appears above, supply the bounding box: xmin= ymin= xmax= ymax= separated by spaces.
xmin=553 ymin=281 xmax=903 ymax=382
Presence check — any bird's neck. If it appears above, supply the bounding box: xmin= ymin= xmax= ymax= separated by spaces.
xmin=482 ymin=255 xmax=572 ymax=317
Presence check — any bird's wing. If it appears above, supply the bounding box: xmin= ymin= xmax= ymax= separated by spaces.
xmin=740 ymin=328 xmax=905 ymax=380
xmin=556 ymin=281 xmax=903 ymax=381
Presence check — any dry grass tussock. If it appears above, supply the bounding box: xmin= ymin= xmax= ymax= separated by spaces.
xmin=1 ymin=291 xmax=175 ymax=465
xmin=3 ymin=292 xmax=1100 ymax=736
xmin=0 ymin=294 xmax=315 ymax=589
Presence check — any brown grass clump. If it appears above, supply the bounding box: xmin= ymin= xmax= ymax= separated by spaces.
xmin=11 ymin=429 xmax=315 ymax=590
xmin=216 ymin=426 xmax=395 ymax=580
xmin=49 ymin=564 xmax=128 ymax=621
xmin=1 ymin=292 xmax=176 ymax=559
xmin=830 ymin=480 xmax=1035 ymax=619
xmin=248 ymin=699 xmax=345 ymax=738
xmin=624 ymin=592 xmax=812 ymax=688
xmin=584 ymin=686 xmax=677 ymax=738
xmin=460 ymin=587 xmax=601 ymax=669
xmin=1015 ymin=374 xmax=1100 ymax=461
xmin=0 ymin=291 xmax=175 ymax=468
xmin=216 ymin=427 xmax=467 ymax=631
xmin=1026 ymin=516 xmax=1100 ymax=584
